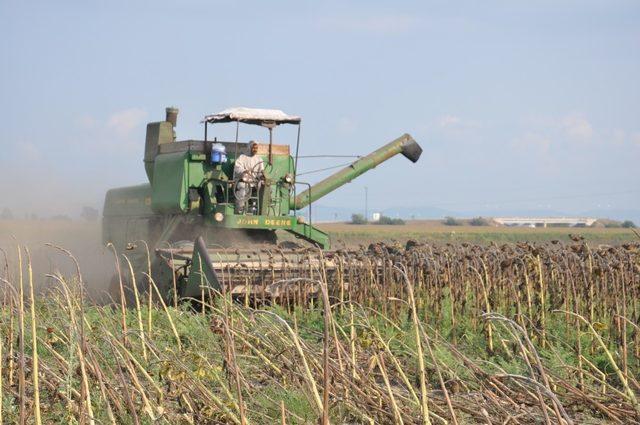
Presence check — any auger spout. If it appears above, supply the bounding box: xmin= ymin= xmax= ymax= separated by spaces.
xmin=292 ymin=134 xmax=422 ymax=210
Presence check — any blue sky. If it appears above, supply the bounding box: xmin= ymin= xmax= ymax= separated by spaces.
xmin=1 ymin=0 xmax=638 ymax=219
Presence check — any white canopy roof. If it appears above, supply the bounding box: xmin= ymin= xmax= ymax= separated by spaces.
xmin=203 ymin=107 xmax=301 ymax=125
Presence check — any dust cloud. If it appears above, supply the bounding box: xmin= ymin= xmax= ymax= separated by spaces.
xmin=0 ymin=216 xmax=289 ymax=303
xmin=0 ymin=219 xmax=115 ymax=301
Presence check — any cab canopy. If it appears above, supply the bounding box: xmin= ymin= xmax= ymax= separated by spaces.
xmin=203 ymin=107 xmax=301 ymax=126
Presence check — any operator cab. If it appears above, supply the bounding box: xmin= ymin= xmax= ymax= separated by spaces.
xmin=200 ymin=107 xmax=302 ymax=217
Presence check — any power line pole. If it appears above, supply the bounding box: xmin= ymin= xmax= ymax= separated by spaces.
xmin=364 ymin=186 xmax=368 ymax=223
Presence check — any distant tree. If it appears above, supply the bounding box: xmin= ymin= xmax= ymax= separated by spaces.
xmin=604 ymin=221 xmax=621 ymax=228
xmin=81 ymin=206 xmax=99 ymax=222
xmin=0 ymin=208 xmax=13 ymax=220
xmin=469 ymin=216 xmax=489 ymax=226
xmin=621 ymin=220 xmax=636 ymax=228
xmin=350 ymin=214 xmax=367 ymax=224
xmin=376 ymin=215 xmax=405 ymax=225
xmin=443 ymin=216 xmax=462 ymax=226
xmin=51 ymin=214 xmax=72 ymax=222
xmin=29 ymin=213 xmax=38 ymax=221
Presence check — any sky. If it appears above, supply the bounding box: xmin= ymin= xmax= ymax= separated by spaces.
xmin=1 ymin=0 xmax=639 ymax=220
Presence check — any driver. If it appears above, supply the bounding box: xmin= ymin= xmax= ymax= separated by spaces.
xmin=233 ymin=141 xmax=264 ymax=212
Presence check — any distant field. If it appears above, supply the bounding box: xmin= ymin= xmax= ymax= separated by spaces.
xmin=1 ymin=219 xmax=636 ymax=250
xmin=317 ymin=220 xmax=638 ymax=245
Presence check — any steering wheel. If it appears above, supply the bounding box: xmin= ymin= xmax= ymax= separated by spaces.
xmin=233 ymin=162 xmax=264 ymax=202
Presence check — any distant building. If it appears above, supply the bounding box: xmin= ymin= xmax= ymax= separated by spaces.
xmin=371 ymin=212 xmax=381 ymax=222
xmin=493 ymin=217 xmax=597 ymax=227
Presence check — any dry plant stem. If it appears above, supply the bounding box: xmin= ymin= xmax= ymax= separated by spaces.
xmin=110 ymin=345 xmax=141 ymax=425
xmin=349 ymin=303 xmax=358 ymax=382
xmin=496 ymin=374 xmax=574 ymax=422
xmin=106 ymin=332 xmax=163 ymax=399
xmin=107 ymin=338 xmax=157 ymax=420
xmin=556 ymin=309 xmax=640 ymax=415
xmin=375 ymin=353 xmax=404 ymax=425
xmin=0 ymin=320 xmax=3 ymax=425
xmin=135 ymin=240 xmax=153 ymax=337
xmin=123 ymin=255 xmax=148 ymax=362
xmin=145 ymin=273 xmax=182 ymax=351
xmin=7 ymin=287 xmax=15 ymax=388
xmin=44 ymin=242 xmax=93 ymax=422
xmin=257 ymin=310 xmax=323 ymax=414
xmin=168 ymin=243 xmax=178 ymax=309
xmin=16 ymin=246 xmax=25 ymax=425
xmin=396 ymin=265 xmax=431 ymax=425
xmin=83 ymin=344 xmax=117 ymax=425
xmin=320 ymin=279 xmax=330 ymax=425
xmin=49 ymin=273 xmax=95 ymax=424
xmin=553 ymin=379 xmax=623 ymax=423
xmin=536 ymin=256 xmax=547 ymax=349
xmin=221 ymin=308 xmax=248 ymax=425
xmin=369 ymin=326 xmax=420 ymax=406
xmin=107 ymin=243 xmax=128 ymax=346
xmin=479 ymin=261 xmax=495 ymax=353
xmin=484 ymin=314 xmax=560 ymax=425
xmin=25 ymin=249 xmax=41 ymax=425
xmin=422 ymin=328 xmax=459 ymax=425
xmin=578 ymin=355 xmax=611 ymax=396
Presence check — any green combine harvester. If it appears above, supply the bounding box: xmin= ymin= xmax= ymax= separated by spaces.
xmin=103 ymin=107 xmax=422 ymax=302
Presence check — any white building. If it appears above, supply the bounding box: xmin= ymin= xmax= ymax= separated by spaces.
xmin=493 ymin=217 xmax=597 ymax=227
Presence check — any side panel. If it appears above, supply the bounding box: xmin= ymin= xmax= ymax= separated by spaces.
xmin=102 ymin=184 xmax=155 ymax=249
xmin=144 ymin=121 xmax=174 ymax=183
xmin=151 ymin=152 xmax=189 ymax=214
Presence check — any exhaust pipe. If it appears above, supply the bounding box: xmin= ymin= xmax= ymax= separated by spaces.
xmin=165 ymin=106 xmax=179 ymax=127
xmin=144 ymin=107 xmax=179 ymax=183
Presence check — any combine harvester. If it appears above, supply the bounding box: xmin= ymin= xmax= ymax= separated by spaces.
xmin=103 ymin=107 xmax=422 ymax=303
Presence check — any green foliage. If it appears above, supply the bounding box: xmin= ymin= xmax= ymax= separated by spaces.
xmin=468 ymin=216 xmax=489 ymax=226
xmin=350 ymin=213 xmax=368 ymax=224
xmin=621 ymin=220 xmax=636 ymax=228
xmin=375 ymin=215 xmax=405 ymax=225
xmin=443 ymin=216 xmax=462 ymax=226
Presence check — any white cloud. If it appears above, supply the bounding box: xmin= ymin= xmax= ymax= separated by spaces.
xmin=437 ymin=115 xmax=461 ymax=128
xmin=69 ymin=107 xmax=148 ymax=155
xmin=107 ymin=108 xmax=147 ymax=138
xmin=562 ymin=114 xmax=593 ymax=140
xmin=76 ymin=115 xmax=98 ymax=129
xmin=513 ymin=132 xmax=552 ymax=154
xmin=317 ymin=15 xmax=419 ymax=34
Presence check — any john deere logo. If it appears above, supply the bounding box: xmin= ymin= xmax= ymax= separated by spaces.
xmin=235 ymin=217 xmax=292 ymax=227
xmin=264 ymin=218 xmax=292 ymax=227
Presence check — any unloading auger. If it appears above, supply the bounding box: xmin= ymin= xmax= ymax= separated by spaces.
xmin=102 ymin=106 xmax=422 ymax=302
